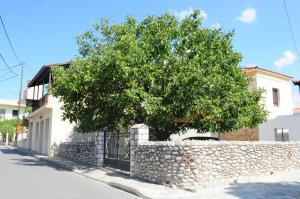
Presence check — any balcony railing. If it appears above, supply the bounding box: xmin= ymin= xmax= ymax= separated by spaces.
xmin=26 ymin=95 xmax=48 ymax=112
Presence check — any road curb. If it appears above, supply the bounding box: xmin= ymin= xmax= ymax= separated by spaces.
xmin=14 ymin=147 xmax=149 ymax=199
xmin=107 ymin=182 xmax=151 ymax=199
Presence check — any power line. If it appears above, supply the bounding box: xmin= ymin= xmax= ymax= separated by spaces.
xmin=0 ymin=71 xmax=10 ymax=79
xmin=0 ymin=15 xmax=20 ymax=63
xmin=0 ymin=53 xmax=18 ymax=75
xmin=0 ymin=3 xmax=29 ymax=109
xmin=0 ymin=0 xmax=43 ymax=14
xmin=0 ymin=74 xmax=18 ymax=83
xmin=0 ymin=63 xmax=21 ymax=72
xmin=282 ymin=0 xmax=299 ymax=57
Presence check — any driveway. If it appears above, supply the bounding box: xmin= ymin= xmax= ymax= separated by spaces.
xmin=0 ymin=146 xmax=138 ymax=199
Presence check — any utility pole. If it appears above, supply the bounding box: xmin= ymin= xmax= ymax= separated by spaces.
xmin=17 ymin=62 xmax=25 ymax=121
xmin=15 ymin=62 xmax=25 ymax=144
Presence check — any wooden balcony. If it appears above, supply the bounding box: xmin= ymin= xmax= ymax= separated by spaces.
xmin=26 ymin=95 xmax=48 ymax=112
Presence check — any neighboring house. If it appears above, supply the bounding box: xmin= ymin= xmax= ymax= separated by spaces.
xmin=293 ymin=80 xmax=300 ymax=115
xmin=243 ymin=66 xmax=294 ymax=119
xmin=26 ymin=61 xmax=74 ymax=156
xmin=0 ymin=99 xmax=28 ymax=143
xmin=174 ymin=66 xmax=299 ymax=141
xmin=242 ymin=66 xmax=299 ymax=141
xmin=0 ymin=99 xmax=27 ymax=121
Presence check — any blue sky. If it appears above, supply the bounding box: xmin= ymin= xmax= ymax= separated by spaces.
xmin=0 ymin=0 xmax=299 ymax=106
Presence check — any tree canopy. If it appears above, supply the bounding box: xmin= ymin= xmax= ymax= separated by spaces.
xmin=51 ymin=10 xmax=267 ymax=140
xmin=0 ymin=119 xmax=22 ymax=137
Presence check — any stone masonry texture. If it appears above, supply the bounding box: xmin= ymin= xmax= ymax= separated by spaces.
xmin=58 ymin=142 xmax=97 ymax=166
xmin=133 ymin=141 xmax=300 ymax=190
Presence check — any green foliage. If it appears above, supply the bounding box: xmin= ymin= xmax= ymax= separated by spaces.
xmin=51 ymin=10 xmax=268 ymax=140
xmin=0 ymin=119 xmax=22 ymax=136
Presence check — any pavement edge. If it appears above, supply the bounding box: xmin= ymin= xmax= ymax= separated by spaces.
xmin=13 ymin=147 xmax=150 ymax=199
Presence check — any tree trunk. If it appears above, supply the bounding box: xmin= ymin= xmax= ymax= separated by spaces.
xmin=149 ymin=128 xmax=172 ymax=141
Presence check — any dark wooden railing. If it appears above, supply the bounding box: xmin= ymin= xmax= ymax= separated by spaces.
xmin=26 ymin=95 xmax=48 ymax=112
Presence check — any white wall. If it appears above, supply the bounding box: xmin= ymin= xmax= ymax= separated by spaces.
xmin=29 ymin=107 xmax=52 ymax=154
xmin=67 ymin=132 xmax=96 ymax=143
xmin=26 ymin=85 xmax=44 ymax=100
xmin=254 ymin=73 xmax=295 ymax=141
xmin=48 ymin=96 xmax=75 ymax=156
xmin=256 ymin=73 xmax=293 ymax=119
xmin=0 ymin=104 xmax=27 ymax=120
xmin=16 ymin=132 xmax=29 ymax=149
xmin=28 ymin=95 xmax=75 ymax=156
xmin=259 ymin=114 xmax=300 ymax=141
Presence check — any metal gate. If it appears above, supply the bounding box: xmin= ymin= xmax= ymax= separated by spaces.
xmin=104 ymin=130 xmax=130 ymax=171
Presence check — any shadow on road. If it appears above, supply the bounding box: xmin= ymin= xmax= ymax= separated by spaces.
xmin=0 ymin=147 xmax=29 ymax=155
xmin=1 ymin=146 xmax=155 ymax=189
xmin=225 ymin=181 xmax=300 ymax=199
xmin=0 ymin=147 xmax=65 ymax=171
xmin=11 ymin=158 xmax=63 ymax=170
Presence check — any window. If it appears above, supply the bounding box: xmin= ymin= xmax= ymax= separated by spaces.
xmin=12 ymin=110 xmax=19 ymax=118
xmin=274 ymin=128 xmax=289 ymax=141
xmin=0 ymin=109 xmax=5 ymax=120
xmin=272 ymin=88 xmax=280 ymax=107
xmin=43 ymin=84 xmax=49 ymax=96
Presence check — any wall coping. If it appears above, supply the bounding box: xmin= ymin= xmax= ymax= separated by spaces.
xmin=138 ymin=141 xmax=300 ymax=146
xmin=130 ymin=123 xmax=149 ymax=129
xmin=61 ymin=141 xmax=95 ymax=145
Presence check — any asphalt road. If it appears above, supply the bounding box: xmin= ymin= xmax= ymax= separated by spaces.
xmin=0 ymin=146 xmax=138 ymax=199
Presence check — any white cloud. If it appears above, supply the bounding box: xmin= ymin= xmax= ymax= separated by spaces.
xmin=274 ymin=50 xmax=297 ymax=68
xmin=293 ymin=94 xmax=300 ymax=107
xmin=173 ymin=7 xmax=207 ymax=20
xmin=211 ymin=22 xmax=221 ymax=29
xmin=237 ymin=7 xmax=257 ymax=23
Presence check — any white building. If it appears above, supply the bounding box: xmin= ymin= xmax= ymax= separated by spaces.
xmin=243 ymin=66 xmax=299 ymax=141
xmin=26 ymin=61 xmax=75 ymax=156
xmin=243 ymin=66 xmax=294 ymax=119
xmin=0 ymin=99 xmax=28 ymax=142
xmin=0 ymin=99 xmax=27 ymax=121
xmin=173 ymin=66 xmax=300 ymax=141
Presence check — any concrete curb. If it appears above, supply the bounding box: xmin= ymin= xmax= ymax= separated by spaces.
xmin=14 ymin=147 xmax=149 ymax=199
xmin=107 ymin=182 xmax=151 ymax=199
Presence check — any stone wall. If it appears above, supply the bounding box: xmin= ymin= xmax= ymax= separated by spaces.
xmin=58 ymin=142 xmax=97 ymax=166
xmin=133 ymin=141 xmax=300 ymax=190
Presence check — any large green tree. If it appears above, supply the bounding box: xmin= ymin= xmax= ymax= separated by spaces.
xmin=51 ymin=10 xmax=267 ymax=140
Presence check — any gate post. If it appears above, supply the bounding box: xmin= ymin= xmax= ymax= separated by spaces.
xmin=129 ymin=124 xmax=149 ymax=177
xmin=5 ymin=133 xmax=9 ymax=146
xmin=95 ymin=130 xmax=105 ymax=167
